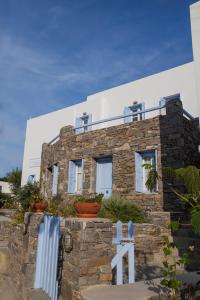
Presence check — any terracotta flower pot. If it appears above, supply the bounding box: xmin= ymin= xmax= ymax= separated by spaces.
xmin=31 ymin=201 xmax=48 ymax=213
xmin=74 ymin=202 xmax=101 ymax=218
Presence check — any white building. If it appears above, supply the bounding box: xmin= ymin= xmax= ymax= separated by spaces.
xmin=0 ymin=181 xmax=12 ymax=194
xmin=21 ymin=1 xmax=200 ymax=185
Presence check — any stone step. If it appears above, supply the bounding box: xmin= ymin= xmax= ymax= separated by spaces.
xmin=173 ymin=236 xmax=200 ymax=249
xmin=170 ymin=212 xmax=190 ymax=223
xmin=174 ymin=224 xmax=200 ymax=239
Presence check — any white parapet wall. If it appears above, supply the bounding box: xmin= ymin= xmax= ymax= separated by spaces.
xmin=21 ymin=1 xmax=200 ymax=186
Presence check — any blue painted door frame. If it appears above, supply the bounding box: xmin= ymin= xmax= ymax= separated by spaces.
xmin=96 ymin=157 xmax=112 ymax=198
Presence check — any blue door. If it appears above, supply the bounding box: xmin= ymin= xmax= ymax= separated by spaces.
xmin=96 ymin=157 xmax=112 ymax=198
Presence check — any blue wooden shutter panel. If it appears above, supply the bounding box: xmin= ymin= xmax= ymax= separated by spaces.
xmin=135 ymin=152 xmax=143 ymax=192
xmin=75 ymin=117 xmax=83 ymax=134
xmin=88 ymin=114 xmax=92 ymax=131
xmin=81 ymin=160 xmax=84 ymax=192
xmin=68 ymin=161 xmax=76 ymax=193
xmin=52 ymin=164 xmax=58 ymax=195
xmin=123 ymin=107 xmax=132 ymax=123
xmin=141 ymin=103 xmax=145 ymax=120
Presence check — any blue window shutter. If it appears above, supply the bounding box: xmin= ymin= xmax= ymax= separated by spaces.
xmin=68 ymin=161 xmax=76 ymax=193
xmin=75 ymin=117 xmax=83 ymax=134
xmin=123 ymin=107 xmax=132 ymax=123
xmin=81 ymin=160 xmax=84 ymax=192
xmin=87 ymin=114 xmax=92 ymax=131
xmin=141 ymin=103 xmax=145 ymax=120
xmin=52 ymin=164 xmax=58 ymax=195
xmin=135 ymin=152 xmax=143 ymax=192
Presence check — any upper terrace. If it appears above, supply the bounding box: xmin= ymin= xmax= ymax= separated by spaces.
xmin=48 ymin=94 xmax=198 ymax=145
xmin=41 ymin=97 xmax=200 ymax=212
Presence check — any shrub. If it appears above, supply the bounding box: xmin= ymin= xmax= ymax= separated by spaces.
xmin=98 ymin=194 xmax=145 ymax=223
xmin=0 ymin=192 xmax=18 ymax=209
xmin=16 ymin=182 xmax=41 ymax=211
xmin=47 ymin=198 xmax=76 ymax=217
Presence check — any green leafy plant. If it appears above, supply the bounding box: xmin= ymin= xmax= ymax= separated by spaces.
xmin=143 ymin=163 xmax=159 ymax=192
xmin=47 ymin=198 xmax=76 ymax=217
xmin=169 ymin=220 xmax=181 ymax=234
xmin=98 ymin=194 xmax=145 ymax=223
xmin=160 ymin=236 xmax=190 ymax=299
xmin=75 ymin=193 xmax=104 ymax=203
xmin=191 ymin=206 xmax=200 ymax=235
xmin=146 ymin=165 xmax=200 ymax=235
xmin=16 ymin=182 xmax=43 ymax=211
xmin=0 ymin=192 xmax=18 ymax=209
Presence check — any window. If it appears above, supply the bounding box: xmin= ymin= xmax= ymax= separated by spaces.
xmin=75 ymin=114 xmax=92 ymax=134
xmin=52 ymin=164 xmax=59 ymax=195
xmin=135 ymin=150 xmax=157 ymax=193
xmin=27 ymin=174 xmax=36 ymax=184
xmin=124 ymin=103 xmax=145 ymax=123
xmin=68 ymin=160 xmax=84 ymax=193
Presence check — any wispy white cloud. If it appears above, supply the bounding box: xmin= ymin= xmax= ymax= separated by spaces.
xmin=0 ymin=0 xmax=191 ymax=178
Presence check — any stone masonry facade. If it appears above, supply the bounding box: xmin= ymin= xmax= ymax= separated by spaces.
xmin=41 ymin=99 xmax=200 ymax=212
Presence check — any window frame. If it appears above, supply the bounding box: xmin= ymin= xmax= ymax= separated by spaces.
xmin=68 ymin=159 xmax=84 ymax=194
xmin=124 ymin=102 xmax=145 ymax=123
xmin=27 ymin=174 xmax=36 ymax=184
xmin=135 ymin=150 xmax=157 ymax=193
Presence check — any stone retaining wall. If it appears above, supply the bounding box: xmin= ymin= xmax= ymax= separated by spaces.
xmin=0 ymin=212 xmax=171 ymax=300
xmin=0 ymin=213 xmax=44 ymax=300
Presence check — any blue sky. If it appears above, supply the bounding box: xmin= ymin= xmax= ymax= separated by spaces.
xmin=0 ymin=0 xmax=197 ymax=177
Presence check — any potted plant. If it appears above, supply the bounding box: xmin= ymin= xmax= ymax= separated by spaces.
xmin=30 ymin=193 xmax=48 ymax=213
xmin=74 ymin=193 xmax=103 ymax=218
xmin=16 ymin=182 xmax=48 ymax=213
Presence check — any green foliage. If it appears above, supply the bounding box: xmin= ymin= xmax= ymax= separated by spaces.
xmin=0 ymin=192 xmax=18 ymax=209
xmin=146 ymin=165 xmax=200 ymax=235
xmin=143 ymin=163 xmax=159 ymax=192
xmin=160 ymin=236 xmax=184 ymax=298
xmin=191 ymin=206 xmax=200 ymax=235
xmin=174 ymin=166 xmax=200 ymax=196
xmin=0 ymin=176 xmax=8 ymax=182
xmin=169 ymin=220 xmax=181 ymax=234
xmin=16 ymin=182 xmax=41 ymax=211
xmin=6 ymin=168 xmax=22 ymax=195
xmin=98 ymin=194 xmax=145 ymax=223
xmin=75 ymin=193 xmax=104 ymax=203
xmin=164 ymin=166 xmax=200 ymax=207
xmin=47 ymin=198 xmax=76 ymax=217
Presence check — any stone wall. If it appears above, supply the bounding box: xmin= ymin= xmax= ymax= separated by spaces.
xmin=59 ymin=213 xmax=171 ymax=300
xmin=0 ymin=212 xmax=172 ymax=300
xmin=41 ymin=99 xmax=200 ymax=213
xmin=60 ymin=218 xmax=113 ymax=300
xmin=159 ymin=100 xmax=200 ymax=212
xmin=0 ymin=213 xmax=44 ymax=300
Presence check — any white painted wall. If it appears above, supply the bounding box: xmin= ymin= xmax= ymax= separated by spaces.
xmin=0 ymin=181 xmax=12 ymax=194
xmin=21 ymin=1 xmax=200 ymax=185
xmin=191 ymin=1 xmax=200 ymax=118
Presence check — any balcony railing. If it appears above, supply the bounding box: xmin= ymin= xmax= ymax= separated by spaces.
xmin=48 ymin=96 xmax=197 ymax=145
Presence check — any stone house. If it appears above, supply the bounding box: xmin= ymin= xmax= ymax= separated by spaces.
xmin=41 ymin=97 xmax=200 ymax=213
